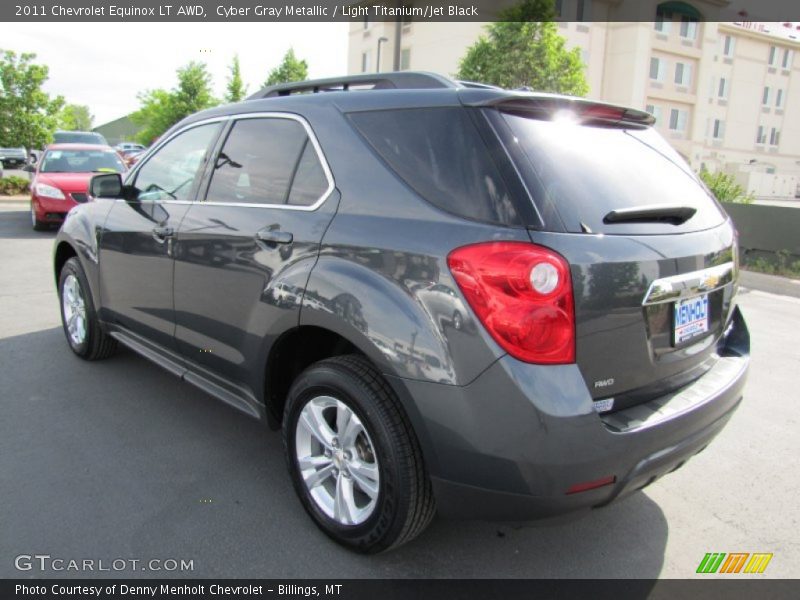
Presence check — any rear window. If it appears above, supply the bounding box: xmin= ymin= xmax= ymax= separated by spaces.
xmin=499 ymin=111 xmax=726 ymax=234
xmin=349 ymin=107 xmax=522 ymax=225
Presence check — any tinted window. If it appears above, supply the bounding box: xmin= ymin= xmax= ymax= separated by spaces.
xmin=207 ymin=118 xmax=325 ymax=206
xmin=53 ymin=132 xmax=107 ymax=145
xmin=349 ymin=107 xmax=520 ymax=225
xmin=287 ymin=140 xmax=329 ymax=206
xmin=499 ymin=112 xmax=726 ymax=234
xmin=133 ymin=123 xmax=219 ymax=201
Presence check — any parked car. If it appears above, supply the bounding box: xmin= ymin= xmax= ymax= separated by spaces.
xmin=114 ymin=142 xmax=146 ymax=153
xmin=53 ymin=131 xmax=108 ymax=145
xmin=0 ymin=146 xmax=27 ymax=169
xmin=122 ymin=149 xmax=146 ymax=168
xmin=53 ymin=72 xmax=749 ymax=553
xmin=30 ymin=143 xmax=126 ymax=230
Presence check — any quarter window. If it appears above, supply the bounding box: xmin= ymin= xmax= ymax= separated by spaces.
xmin=206 ymin=117 xmax=328 ymax=207
xmin=133 ymin=123 xmax=220 ymax=201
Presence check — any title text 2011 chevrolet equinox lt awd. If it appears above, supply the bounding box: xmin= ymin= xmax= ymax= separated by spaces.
xmin=53 ymin=72 xmax=749 ymax=553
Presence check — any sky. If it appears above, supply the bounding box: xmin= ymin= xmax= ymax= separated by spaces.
xmin=2 ymin=22 xmax=350 ymax=125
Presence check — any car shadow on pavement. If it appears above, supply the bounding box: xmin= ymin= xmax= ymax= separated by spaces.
xmin=0 ymin=327 xmax=667 ymax=580
xmin=0 ymin=209 xmax=58 ymax=240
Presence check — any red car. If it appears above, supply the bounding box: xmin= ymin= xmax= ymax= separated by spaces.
xmin=30 ymin=144 xmax=126 ymax=230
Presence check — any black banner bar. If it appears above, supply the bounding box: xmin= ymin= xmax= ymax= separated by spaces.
xmin=2 ymin=0 xmax=800 ymax=23
xmin=3 ymin=579 xmax=800 ymax=600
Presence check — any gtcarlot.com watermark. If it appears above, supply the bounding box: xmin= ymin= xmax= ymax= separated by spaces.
xmin=14 ymin=553 xmax=194 ymax=573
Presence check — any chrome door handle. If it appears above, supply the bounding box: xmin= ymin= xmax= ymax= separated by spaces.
xmin=152 ymin=226 xmax=174 ymax=243
xmin=256 ymin=230 xmax=293 ymax=244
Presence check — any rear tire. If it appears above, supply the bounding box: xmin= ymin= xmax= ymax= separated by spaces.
xmin=58 ymin=257 xmax=117 ymax=360
xmin=283 ymin=354 xmax=435 ymax=553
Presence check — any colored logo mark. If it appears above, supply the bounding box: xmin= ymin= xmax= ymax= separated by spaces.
xmin=696 ymin=552 xmax=773 ymax=574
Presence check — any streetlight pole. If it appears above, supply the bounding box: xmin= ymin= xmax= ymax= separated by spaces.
xmin=376 ymin=37 xmax=389 ymax=72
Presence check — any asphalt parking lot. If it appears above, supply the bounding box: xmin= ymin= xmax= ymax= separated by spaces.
xmin=1 ymin=201 xmax=798 ymax=579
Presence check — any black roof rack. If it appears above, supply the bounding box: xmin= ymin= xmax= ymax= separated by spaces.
xmin=247 ymin=71 xmax=459 ymax=99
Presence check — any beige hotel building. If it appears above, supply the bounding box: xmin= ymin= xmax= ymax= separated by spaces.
xmin=347 ymin=1 xmax=800 ymax=199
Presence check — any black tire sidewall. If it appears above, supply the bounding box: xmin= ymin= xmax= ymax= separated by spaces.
xmin=58 ymin=258 xmax=96 ymax=357
xmin=284 ymin=365 xmax=408 ymax=552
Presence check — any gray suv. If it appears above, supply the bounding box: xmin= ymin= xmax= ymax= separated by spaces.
xmin=53 ymin=72 xmax=749 ymax=553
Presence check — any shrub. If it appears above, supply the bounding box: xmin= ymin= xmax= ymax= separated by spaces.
xmin=0 ymin=175 xmax=31 ymax=196
xmin=698 ymin=168 xmax=755 ymax=204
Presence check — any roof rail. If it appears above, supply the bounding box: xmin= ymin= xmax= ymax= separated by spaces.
xmin=247 ymin=71 xmax=459 ymax=99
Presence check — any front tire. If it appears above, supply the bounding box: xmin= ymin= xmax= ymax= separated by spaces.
xmin=58 ymin=257 xmax=117 ymax=360
xmin=283 ymin=355 xmax=435 ymax=553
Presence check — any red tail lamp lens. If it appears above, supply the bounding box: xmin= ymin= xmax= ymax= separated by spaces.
xmin=447 ymin=242 xmax=575 ymax=364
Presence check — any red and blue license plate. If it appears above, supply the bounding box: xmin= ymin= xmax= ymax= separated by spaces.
xmin=673 ymin=294 xmax=709 ymax=345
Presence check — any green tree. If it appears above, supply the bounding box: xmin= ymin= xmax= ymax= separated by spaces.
xmin=0 ymin=50 xmax=64 ymax=149
xmin=131 ymin=61 xmax=218 ymax=144
xmin=263 ymin=48 xmax=308 ymax=88
xmin=698 ymin=167 xmax=755 ymax=204
xmin=456 ymin=0 xmax=588 ymax=96
xmin=58 ymin=104 xmax=94 ymax=131
xmin=225 ymin=54 xmax=248 ymax=102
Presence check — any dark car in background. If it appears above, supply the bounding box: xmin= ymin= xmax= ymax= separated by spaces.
xmin=0 ymin=147 xmax=27 ymax=169
xmin=52 ymin=72 xmax=749 ymax=553
xmin=30 ymin=143 xmax=125 ymax=230
xmin=53 ymin=131 xmax=108 ymax=145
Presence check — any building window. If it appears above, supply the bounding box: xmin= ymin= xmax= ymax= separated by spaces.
xmin=679 ymin=16 xmax=697 ymax=40
xmin=768 ymin=46 xmax=778 ymax=66
xmin=769 ymin=128 xmax=780 ymax=146
xmin=650 ymin=57 xmax=665 ymax=81
xmin=576 ymin=0 xmax=591 ymax=22
xmin=674 ymin=62 xmax=692 ymax=86
xmin=654 ymin=11 xmax=671 ymax=33
xmin=646 ymin=104 xmax=663 ymax=125
xmin=782 ymin=49 xmax=794 ymax=69
xmin=669 ymin=108 xmax=688 ymax=132
xmin=712 ymin=119 xmax=725 ymax=140
xmin=722 ymin=35 xmax=736 ymax=57
xmin=554 ymin=0 xmax=563 ymax=17
xmin=717 ymin=77 xmax=729 ymax=99
xmin=756 ymin=125 xmax=766 ymax=144
xmin=400 ymin=48 xmax=411 ymax=71
xmin=776 ymin=89 xmax=784 ymax=108
xmin=762 ymin=86 xmax=771 ymax=106
xmin=361 ymin=51 xmax=371 ymax=73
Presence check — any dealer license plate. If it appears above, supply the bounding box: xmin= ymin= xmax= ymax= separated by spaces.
xmin=673 ymin=294 xmax=709 ymax=345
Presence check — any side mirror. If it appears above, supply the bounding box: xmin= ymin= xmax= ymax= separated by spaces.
xmin=89 ymin=173 xmax=123 ymax=198
xmin=22 ymin=164 xmax=35 ymax=173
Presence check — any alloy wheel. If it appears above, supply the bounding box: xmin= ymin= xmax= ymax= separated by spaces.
xmin=295 ymin=395 xmax=380 ymax=526
xmin=62 ymin=274 xmax=87 ymax=346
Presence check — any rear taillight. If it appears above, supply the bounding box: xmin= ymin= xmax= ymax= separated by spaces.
xmin=447 ymin=242 xmax=575 ymax=364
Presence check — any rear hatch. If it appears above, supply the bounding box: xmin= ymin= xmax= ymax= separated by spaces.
xmin=478 ymin=95 xmax=738 ymax=409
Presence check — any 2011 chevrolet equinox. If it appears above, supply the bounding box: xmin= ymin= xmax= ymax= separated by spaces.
xmin=53 ymin=72 xmax=749 ymax=553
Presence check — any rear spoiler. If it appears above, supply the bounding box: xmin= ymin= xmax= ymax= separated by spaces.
xmin=465 ymin=94 xmax=655 ymax=128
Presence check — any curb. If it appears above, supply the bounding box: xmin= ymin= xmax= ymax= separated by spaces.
xmin=740 ymin=269 xmax=800 ymax=299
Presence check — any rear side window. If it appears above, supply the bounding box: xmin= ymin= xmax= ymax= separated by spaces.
xmin=498 ymin=111 xmax=726 ymax=234
xmin=349 ymin=107 xmax=521 ymax=225
xmin=207 ymin=117 xmax=329 ymax=206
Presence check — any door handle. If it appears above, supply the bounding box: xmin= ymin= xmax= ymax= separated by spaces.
xmin=255 ymin=229 xmax=293 ymax=245
xmin=152 ymin=226 xmax=174 ymax=243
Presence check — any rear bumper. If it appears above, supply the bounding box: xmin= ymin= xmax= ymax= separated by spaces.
xmin=388 ymin=306 xmax=749 ymax=520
